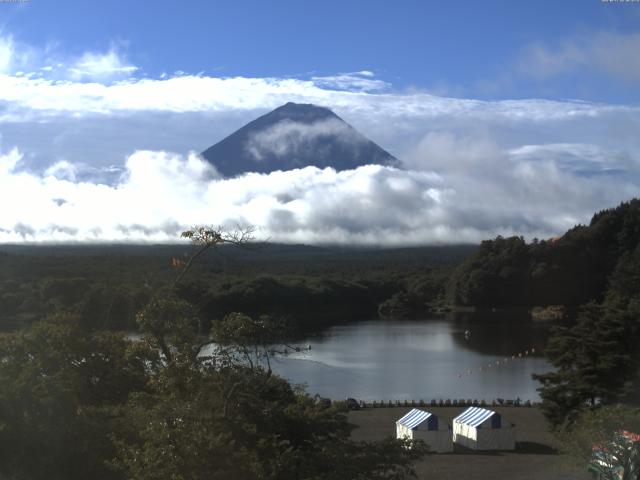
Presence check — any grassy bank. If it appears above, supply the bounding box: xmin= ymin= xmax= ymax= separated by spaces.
xmin=348 ymin=407 xmax=588 ymax=480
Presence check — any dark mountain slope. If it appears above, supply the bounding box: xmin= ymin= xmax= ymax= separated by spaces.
xmin=201 ymin=102 xmax=398 ymax=176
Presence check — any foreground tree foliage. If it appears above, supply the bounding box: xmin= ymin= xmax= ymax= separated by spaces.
xmin=0 ymin=227 xmax=427 ymax=480
xmin=557 ymin=405 xmax=640 ymax=480
xmin=533 ymin=303 xmax=637 ymax=427
xmin=0 ymin=317 xmax=152 ymax=480
xmin=114 ymin=295 xmax=426 ymax=480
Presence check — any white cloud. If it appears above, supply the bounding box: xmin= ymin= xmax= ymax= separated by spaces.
xmin=44 ymin=160 xmax=78 ymax=181
xmin=403 ymin=131 xmax=503 ymax=174
xmin=509 ymin=143 xmax=638 ymax=175
xmin=67 ymin=49 xmax=138 ymax=81
xmin=0 ymin=32 xmax=137 ymax=83
xmin=0 ymin=147 xmax=637 ymax=245
xmin=519 ymin=31 xmax=640 ymax=82
xmin=245 ymin=118 xmax=364 ymax=161
xmin=0 ymin=33 xmax=36 ymax=75
xmin=1 ymin=71 xmax=634 ymax=119
xmin=0 ymin=36 xmax=13 ymax=73
xmin=311 ymin=71 xmax=390 ymax=92
xmin=0 ymin=30 xmax=636 ymax=125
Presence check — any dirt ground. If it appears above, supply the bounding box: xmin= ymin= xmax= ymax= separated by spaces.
xmin=348 ymin=407 xmax=590 ymax=480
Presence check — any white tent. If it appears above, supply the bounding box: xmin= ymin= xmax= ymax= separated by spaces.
xmin=396 ymin=408 xmax=453 ymax=453
xmin=452 ymin=406 xmax=515 ymax=451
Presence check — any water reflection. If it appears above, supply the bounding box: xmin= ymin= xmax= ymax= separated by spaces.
xmin=448 ymin=311 xmax=550 ymax=356
xmin=269 ymin=315 xmax=552 ymax=402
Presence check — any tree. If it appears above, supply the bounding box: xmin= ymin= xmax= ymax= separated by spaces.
xmin=112 ymin=225 xmax=428 ymax=479
xmin=558 ymin=405 xmax=640 ymax=480
xmin=0 ymin=317 xmax=151 ymax=480
xmin=534 ymin=303 xmax=637 ymax=428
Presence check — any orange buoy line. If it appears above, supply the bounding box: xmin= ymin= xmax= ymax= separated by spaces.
xmin=456 ymin=347 xmax=536 ymax=379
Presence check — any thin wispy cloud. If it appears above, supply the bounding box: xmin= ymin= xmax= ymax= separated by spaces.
xmin=67 ymin=49 xmax=138 ymax=81
xmin=519 ymin=31 xmax=640 ymax=83
xmin=245 ymin=118 xmax=365 ymax=161
xmin=0 ymin=32 xmax=137 ymax=83
xmin=310 ymin=71 xmax=390 ymax=92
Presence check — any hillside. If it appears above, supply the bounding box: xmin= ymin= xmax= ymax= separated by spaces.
xmin=446 ymin=199 xmax=640 ymax=308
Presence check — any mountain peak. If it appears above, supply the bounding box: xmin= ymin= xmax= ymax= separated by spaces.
xmin=201 ymin=102 xmax=397 ymax=177
xmin=265 ymin=102 xmax=338 ymax=123
xmin=280 ymin=101 xmax=316 ymax=109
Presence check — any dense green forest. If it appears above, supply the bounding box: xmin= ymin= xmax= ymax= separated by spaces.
xmin=0 ymin=229 xmax=429 ymax=480
xmin=0 ymin=243 xmax=475 ymax=332
xmin=447 ymin=199 xmax=640 ymax=309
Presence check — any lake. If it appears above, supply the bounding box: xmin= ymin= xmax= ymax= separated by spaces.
xmin=267 ymin=313 xmax=553 ymax=402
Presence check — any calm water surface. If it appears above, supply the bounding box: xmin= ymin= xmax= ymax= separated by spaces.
xmin=269 ymin=315 xmax=552 ymax=402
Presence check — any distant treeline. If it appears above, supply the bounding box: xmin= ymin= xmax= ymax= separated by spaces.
xmin=446 ymin=199 xmax=640 ymax=309
xmin=4 ymin=198 xmax=640 ymax=334
xmin=0 ymin=243 xmax=475 ymax=332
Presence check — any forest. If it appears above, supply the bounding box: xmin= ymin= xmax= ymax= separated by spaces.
xmin=0 ymin=243 xmax=474 ymax=333
xmin=447 ymin=199 xmax=640 ymax=309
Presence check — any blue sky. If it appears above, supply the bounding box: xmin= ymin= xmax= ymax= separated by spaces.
xmin=3 ymin=0 xmax=640 ymax=102
xmin=0 ymin=0 xmax=639 ymax=244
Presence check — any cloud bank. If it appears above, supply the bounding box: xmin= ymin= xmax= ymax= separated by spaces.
xmin=1 ymin=146 xmax=637 ymax=245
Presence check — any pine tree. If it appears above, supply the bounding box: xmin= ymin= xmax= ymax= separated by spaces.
xmin=534 ymin=303 xmax=637 ymax=428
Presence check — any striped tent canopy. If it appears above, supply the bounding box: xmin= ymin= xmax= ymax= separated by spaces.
xmin=397 ymin=409 xmax=434 ymax=430
xmin=454 ymin=407 xmax=499 ymax=428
